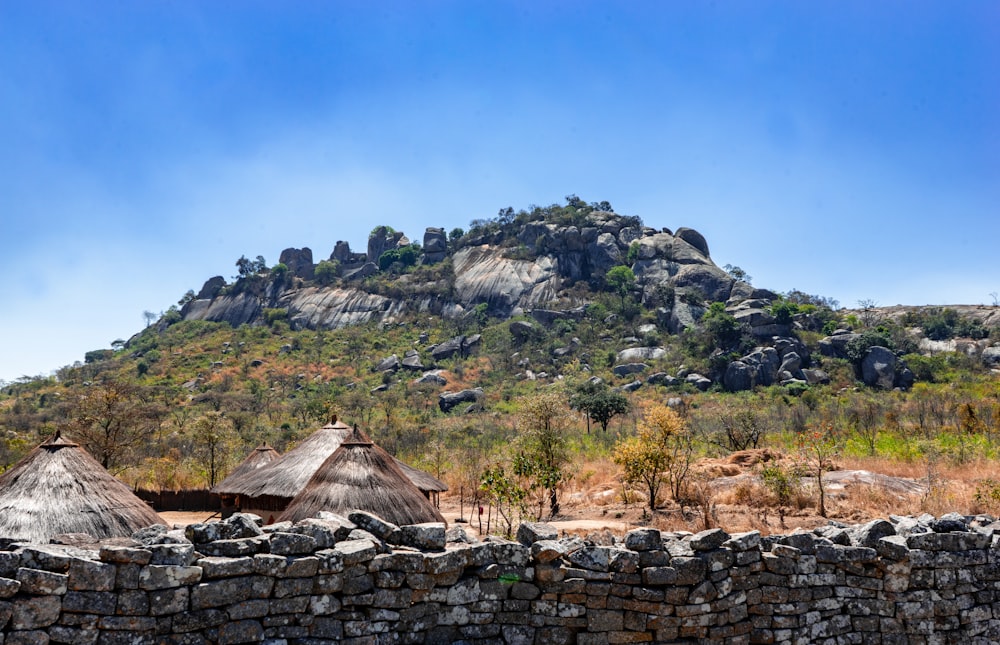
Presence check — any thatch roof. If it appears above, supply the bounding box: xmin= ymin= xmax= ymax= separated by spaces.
xmin=228 ymin=419 xmax=353 ymax=500
xmin=0 ymin=432 xmax=164 ymax=543
xmin=211 ymin=443 xmax=281 ymax=495
xmin=394 ymin=459 xmax=449 ymax=492
xmin=229 ymin=417 xmax=447 ymax=500
xmin=278 ymin=427 xmax=446 ymax=526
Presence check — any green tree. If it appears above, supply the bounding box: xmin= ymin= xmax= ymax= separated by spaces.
xmin=191 ymin=411 xmax=234 ymax=488
xmin=516 ymin=391 xmax=571 ymax=518
xmin=570 ymin=381 xmax=630 ymax=433
xmin=314 ymin=260 xmax=340 ymax=285
xmin=605 ymin=265 xmax=636 ymax=314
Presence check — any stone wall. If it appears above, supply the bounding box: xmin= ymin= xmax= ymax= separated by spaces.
xmin=2 ymin=511 xmax=1000 ymax=644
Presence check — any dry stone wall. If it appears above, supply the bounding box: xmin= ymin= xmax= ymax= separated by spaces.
xmin=2 ymin=511 xmax=1000 ymax=644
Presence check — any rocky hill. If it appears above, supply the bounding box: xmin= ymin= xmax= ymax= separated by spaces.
xmin=181 ymin=208 xmax=754 ymax=333
xmin=175 ymin=202 xmax=999 ymax=395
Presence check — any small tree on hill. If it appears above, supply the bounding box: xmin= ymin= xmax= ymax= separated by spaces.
xmin=516 ymin=391 xmax=571 ymax=518
xmin=570 ymin=381 xmax=629 ymax=433
xmin=605 ymin=265 xmax=636 ymax=314
xmin=612 ymin=403 xmax=693 ymax=511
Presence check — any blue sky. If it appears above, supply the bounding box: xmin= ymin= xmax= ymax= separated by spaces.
xmin=1 ymin=1 xmax=997 ymax=382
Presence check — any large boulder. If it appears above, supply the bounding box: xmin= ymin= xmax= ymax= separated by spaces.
xmin=278 ymin=247 xmax=315 ymax=280
xmin=587 ymin=233 xmax=622 ymax=275
xmin=196 ymin=276 xmax=226 ymax=300
xmin=672 ymin=264 xmax=734 ymax=303
xmin=439 ymin=388 xmax=484 ymax=413
xmin=431 ymin=336 xmax=465 ymax=361
xmin=819 ymin=332 xmax=859 ymax=359
xmin=616 ymin=347 xmax=666 ymax=362
xmin=723 ymin=361 xmax=754 ymax=392
xmin=400 ymin=351 xmax=425 ymax=371
xmin=673 ymin=227 xmax=710 ymax=258
xmin=668 ymin=302 xmax=706 ymax=334
xmin=423 ymin=227 xmax=448 ymax=263
xmin=368 ymin=226 xmax=405 ymax=264
xmin=862 ymin=346 xmax=896 ymax=389
xmin=375 ymin=354 xmax=400 ymax=373
xmin=510 ymin=321 xmax=538 ymax=343
xmin=331 ymin=240 xmax=353 ymax=263
xmin=613 ymin=363 xmax=648 ymax=378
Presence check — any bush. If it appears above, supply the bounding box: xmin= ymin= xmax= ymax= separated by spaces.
xmin=760 ymin=464 xmax=800 ymax=507
xmin=314 ymin=260 xmax=339 ymax=285
xmin=264 ymin=308 xmax=289 ymax=326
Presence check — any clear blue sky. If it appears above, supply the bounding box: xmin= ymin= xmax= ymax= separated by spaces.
xmin=1 ymin=1 xmax=997 ymax=383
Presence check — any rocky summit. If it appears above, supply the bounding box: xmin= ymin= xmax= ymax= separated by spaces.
xmin=180 ymin=210 xmax=740 ymax=330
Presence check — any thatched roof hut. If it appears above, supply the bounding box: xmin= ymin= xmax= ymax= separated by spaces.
xmin=211 ymin=443 xmax=281 ymax=495
xmin=278 ymin=427 xmax=446 ymax=526
xmin=225 ymin=417 xmax=448 ymax=517
xmin=225 ymin=418 xmax=354 ymax=513
xmin=0 ymin=432 xmax=164 ymax=543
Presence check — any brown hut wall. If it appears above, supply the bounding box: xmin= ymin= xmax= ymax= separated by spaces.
xmin=135 ymin=489 xmax=221 ymax=512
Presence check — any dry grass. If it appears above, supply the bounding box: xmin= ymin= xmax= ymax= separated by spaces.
xmin=436 ymin=452 xmax=1000 ymax=539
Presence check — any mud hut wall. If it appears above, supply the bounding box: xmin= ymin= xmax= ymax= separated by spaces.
xmin=2 ymin=527 xmax=1000 ymax=643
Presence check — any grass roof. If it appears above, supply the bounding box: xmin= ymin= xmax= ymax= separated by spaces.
xmin=211 ymin=443 xmax=280 ymax=494
xmin=0 ymin=432 xmax=164 ymax=543
xmin=277 ymin=427 xmax=446 ymax=526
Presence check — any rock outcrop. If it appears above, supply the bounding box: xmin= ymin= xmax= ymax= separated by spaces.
xmin=181 ymin=213 xmax=744 ymax=332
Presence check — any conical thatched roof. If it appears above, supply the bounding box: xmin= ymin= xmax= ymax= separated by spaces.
xmin=0 ymin=432 xmax=164 ymax=543
xmin=278 ymin=427 xmax=446 ymax=526
xmin=230 ymin=417 xmax=447 ymax=500
xmin=230 ymin=418 xmax=353 ymax=499
xmin=211 ymin=443 xmax=281 ymax=495
xmin=394 ymin=459 xmax=449 ymax=493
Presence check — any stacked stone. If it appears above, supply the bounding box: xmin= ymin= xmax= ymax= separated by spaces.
xmin=3 ymin=512 xmax=1000 ymax=644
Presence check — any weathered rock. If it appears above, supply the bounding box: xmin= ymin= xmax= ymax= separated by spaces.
xmin=862 ymin=346 xmax=896 ymax=389
xmin=395 ymin=524 xmax=447 ymax=551
xmin=413 ymin=370 xmax=447 ymax=386
xmin=673 ymin=227 xmax=710 ymax=258
xmin=509 ymin=321 xmax=537 ymax=343
xmin=612 ymin=363 xmax=648 ymax=377
xmin=723 ymin=361 xmax=754 ymax=392
xmin=819 ymin=332 xmax=859 ymax=359
xmin=430 ymin=336 xmax=465 ymax=361
xmin=616 ymin=347 xmax=666 ymax=362
xmin=802 ymin=368 xmax=830 ymax=385
xmin=685 ymin=374 xmax=712 ymax=391
xmin=516 ymin=523 xmax=558 ymax=547
xmin=375 ymin=355 xmax=400 ymax=373
xmin=196 ymin=276 xmax=226 ymax=300
xmin=400 ymin=352 xmax=424 ymax=371
xmin=278 ymin=247 xmax=314 ymax=280
xmin=624 ymin=528 xmax=662 ymax=552
xmin=619 ymin=380 xmax=642 ymax=392
xmin=647 ymin=372 xmax=678 ymax=387
xmin=438 ymin=388 xmax=483 ymax=413
xmin=423 ymin=227 xmax=448 ymax=253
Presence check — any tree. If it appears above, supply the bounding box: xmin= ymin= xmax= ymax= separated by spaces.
xmin=190 ymin=412 xmax=234 ymax=488
xmin=69 ymin=378 xmax=151 ymax=471
xmin=799 ymin=423 xmax=840 ymax=518
xmin=570 ymin=381 xmax=629 ymax=433
xmin=857 ymin=299 xmax=881 ymax=328
xmin=605 ymin=265 xmax=636 ymax=314
xmin=612 ymin=403 xmax=693 ymax=511
xmin=515 ymin=391 xmax=571 ymax=517
xmin=314 ymin=260 xmax=340 ymax=285
xmin=142 ymin=310 xmax=158 ymax=328
xmin=723 ymin=264 xmax=752 ymax=284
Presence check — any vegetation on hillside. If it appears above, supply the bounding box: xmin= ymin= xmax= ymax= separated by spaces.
xmin=2 ymin=199 xmax=999 ymax=534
